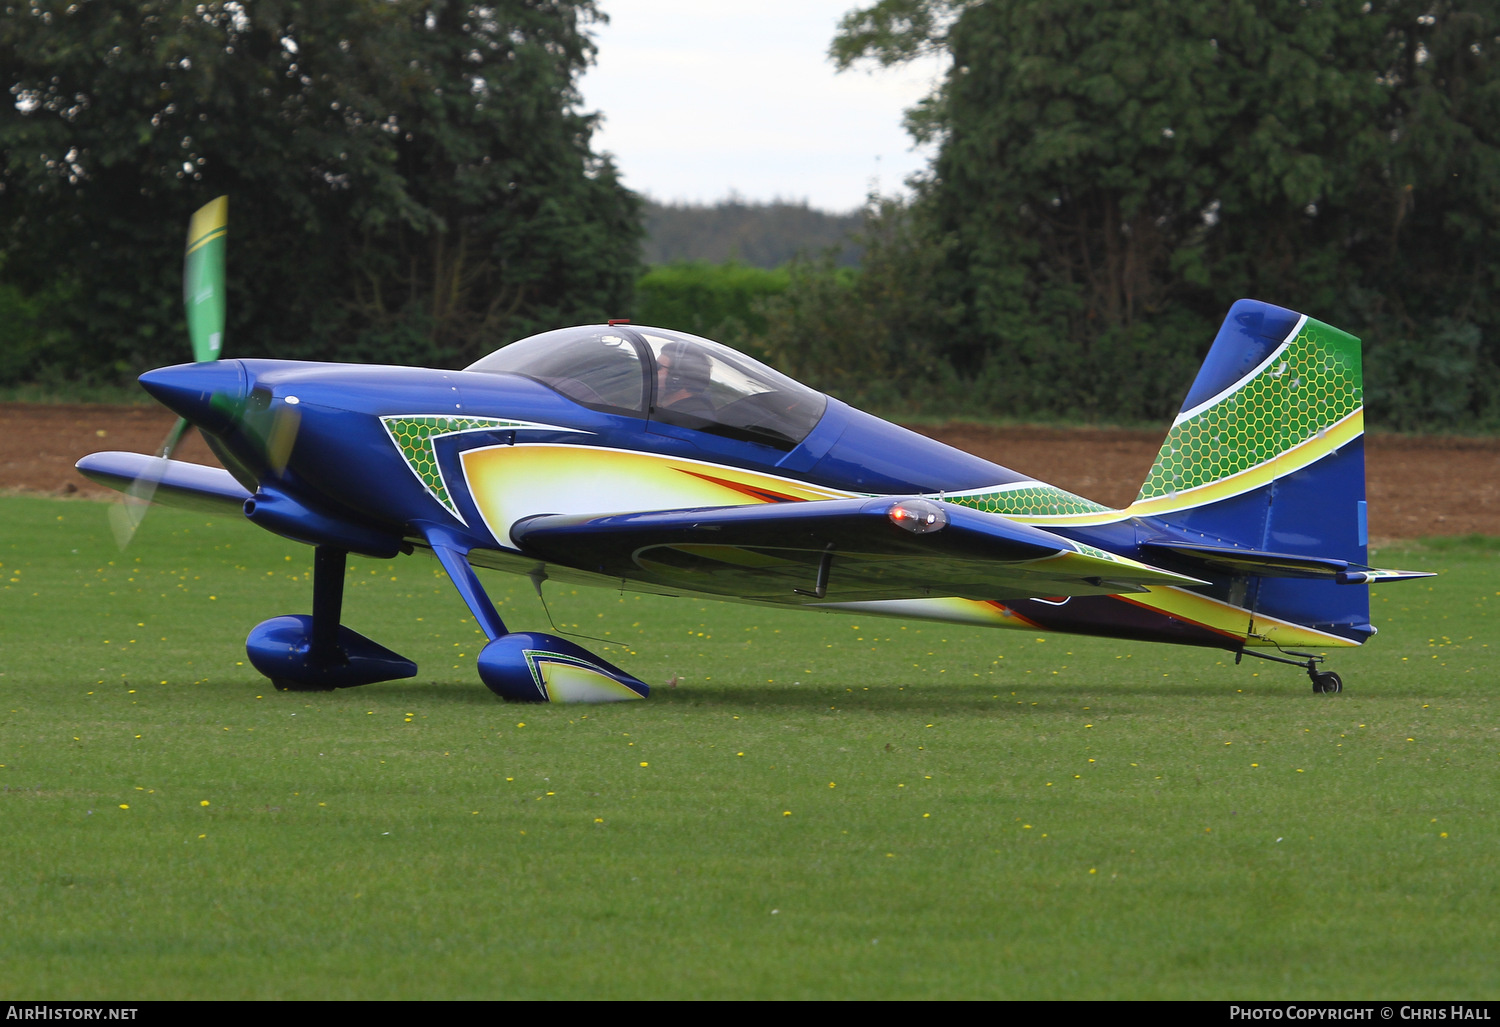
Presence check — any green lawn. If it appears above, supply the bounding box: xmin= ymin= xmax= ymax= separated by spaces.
xmin=2 ymin=494 xmax=1496 ymax=998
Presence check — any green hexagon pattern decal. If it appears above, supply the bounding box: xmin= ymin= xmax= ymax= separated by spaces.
xmin=1137 ymin=317 xmax=1362 ymax=502
xmin=382 ymin=414 xmax=578 ymax=521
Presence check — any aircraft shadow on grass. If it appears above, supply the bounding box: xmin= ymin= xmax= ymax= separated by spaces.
xmin=79 ymin=198 xmax=1432 ymax=703
xmin=647 ymin=680 xmax=1339 ymax=710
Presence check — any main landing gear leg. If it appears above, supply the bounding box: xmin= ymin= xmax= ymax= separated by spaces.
xmin=1235 ymin=647 xmax=1343 ymax=694
xmin=426 ymin=539 xmax=648 ymax=704
xmin=245 ymin=545 xmax=418 ymax=691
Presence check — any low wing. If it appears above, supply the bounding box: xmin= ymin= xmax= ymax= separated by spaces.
xmin=511 ymin=497 xmax=1206 ymax=605
xmin=76 ymin=452 xmax=251 ymax=515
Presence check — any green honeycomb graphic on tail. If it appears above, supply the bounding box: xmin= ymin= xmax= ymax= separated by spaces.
xmin=948 ymin=484 xmax=1112 ymax=518
xmin=382 ymin=415 xmax=535 ymax=519
xmin=1137 ymin=318 xmax=1362 ymax=502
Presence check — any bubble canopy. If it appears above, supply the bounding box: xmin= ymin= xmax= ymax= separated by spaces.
xmin=465 ymin=325 xmax=828 ymax=450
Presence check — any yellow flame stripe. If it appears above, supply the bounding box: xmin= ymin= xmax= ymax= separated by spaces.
xmin=997 ymin=407 xmax=1366 ymax=529
xmin=1121 ymin=408 xmax=1364 ymax=521
xmin=1114 ymin=586 xmax=1359 ymax=648
xmin=821 ymin=587 xmax=1360 ymax=648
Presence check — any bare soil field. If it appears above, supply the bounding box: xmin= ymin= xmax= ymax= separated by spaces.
xmin=4 ymin=402 xmax=1495 ymax=540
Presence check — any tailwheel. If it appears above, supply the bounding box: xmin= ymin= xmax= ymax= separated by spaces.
xmin=1311 ymin=671 xmax=1343 ymax=694
xmin=1236 ymin=647 xmax=1344 ymax=694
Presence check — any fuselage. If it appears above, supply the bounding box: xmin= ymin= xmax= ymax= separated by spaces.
xmin=138 ymin=337 xmax=1361 ymax=654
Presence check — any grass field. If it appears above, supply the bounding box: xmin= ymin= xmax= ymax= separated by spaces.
xmin=2 ymin=493 xmax=1496 ymax=999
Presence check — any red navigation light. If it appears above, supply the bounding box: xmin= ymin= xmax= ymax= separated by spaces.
xmin=888 ymin=499 xmax=948 ymax=534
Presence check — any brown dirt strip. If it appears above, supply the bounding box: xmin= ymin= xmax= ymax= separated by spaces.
xmin=4 ymin=402 xmax=1495 ymax=540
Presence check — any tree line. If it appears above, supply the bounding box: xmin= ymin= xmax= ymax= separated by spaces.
xmin=0 ymin=0 xmax=638 ymax=382
xmin=3 ymin=0 xmax=1498 ymax=432
xmin=774 ymin=0 xmax=1500 ymax=430
xmin=642 ymin=198 xmax=862 ymax=268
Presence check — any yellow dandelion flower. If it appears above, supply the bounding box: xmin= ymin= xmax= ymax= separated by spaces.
xmin=639 ymin=762 xmax=648 ymax=767
xmin=119 ymin=804 xmax=129 ymax=809
xmin=783 ymin=810 xmax=791 ymax=816
xmin=200 ymin=800 xmax=210 ymax=807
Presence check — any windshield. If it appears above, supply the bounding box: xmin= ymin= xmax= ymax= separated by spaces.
xmin=466 ymin=324 xmax=826 ymax=450
xmin=465 ymin=327 xmax=647 ymax=417
xmin=641 ymin=329 xmax=826 ymax=449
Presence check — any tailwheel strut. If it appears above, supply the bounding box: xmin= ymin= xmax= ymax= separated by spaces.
xmin=1235 ymin=647 xmax=1342 ymax=694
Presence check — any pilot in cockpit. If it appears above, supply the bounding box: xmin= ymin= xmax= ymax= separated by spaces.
xmin=654 ymin=340 xmax=715 ymax=419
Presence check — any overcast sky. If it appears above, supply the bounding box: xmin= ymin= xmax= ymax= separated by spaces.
xmin=578 ymin=1 xmax=947 ymax=213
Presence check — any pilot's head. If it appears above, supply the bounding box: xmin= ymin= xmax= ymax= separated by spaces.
xmin=657 ymin=341 xmax=711 ymax=398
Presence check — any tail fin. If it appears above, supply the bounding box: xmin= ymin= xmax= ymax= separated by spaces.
xmin=1129 ymin=299 xmax=1373 ymax=645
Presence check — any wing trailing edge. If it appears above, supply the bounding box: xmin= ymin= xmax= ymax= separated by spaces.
xmin=511 ymin=497 xmax=1206 ymax=605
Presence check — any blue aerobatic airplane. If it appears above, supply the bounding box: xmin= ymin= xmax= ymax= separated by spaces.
xmin=79 ymin=198 xmax=1430 ymax=702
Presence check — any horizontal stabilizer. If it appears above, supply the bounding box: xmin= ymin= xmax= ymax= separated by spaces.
xmin=512 ymin=497 xmax=1205 ymax=605
xmin=1140 ymin=539 xmax=1435 ymax=587
xmin=76 ymin=452 xmax=250 ymax=514
xmin=1140 ymin=539 xmax=1350 ymax=580
xmin=1336 ymin=567 xmax=1436 ymax=585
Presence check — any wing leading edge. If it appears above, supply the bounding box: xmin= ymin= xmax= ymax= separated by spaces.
xmin=76 ymin=452 xmax=251 ymax=514
xmin=511 ymin=497 xmax=1206 ymax=605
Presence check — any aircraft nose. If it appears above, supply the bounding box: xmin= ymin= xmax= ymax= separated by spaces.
xmin=138 ymin=360 xmax=248 ymax=436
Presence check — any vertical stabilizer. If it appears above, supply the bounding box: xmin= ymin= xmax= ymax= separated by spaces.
xmin=1130 ymin=299 xmax=1372 ymax=645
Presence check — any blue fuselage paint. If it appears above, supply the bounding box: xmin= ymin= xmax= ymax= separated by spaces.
xmin=139 ymin=349 xmax=1372 ymax=652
